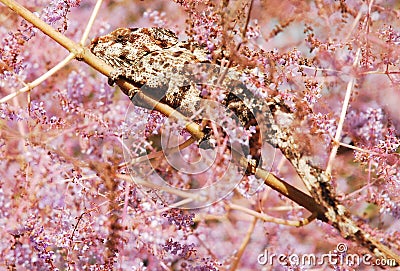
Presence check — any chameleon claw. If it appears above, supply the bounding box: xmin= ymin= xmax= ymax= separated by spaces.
xmin=108 ymin=70 xmax=124 ymax=86
xmin=245 ymin=158 xmax=258 ymax=175
xmin=198 ymin=126 xmax=216 ymax=150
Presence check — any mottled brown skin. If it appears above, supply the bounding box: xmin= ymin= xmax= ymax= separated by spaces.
xmin=90 ymin=29 xmax=400 ymax=262
xmin=90 ymin=27 xmax=262 ymax=173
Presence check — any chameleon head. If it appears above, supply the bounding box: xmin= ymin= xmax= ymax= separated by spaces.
xmin=90 ymin=27 xmax=179 ymax=67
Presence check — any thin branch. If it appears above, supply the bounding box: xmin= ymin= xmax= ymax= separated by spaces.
xmin=117 ymin=136 xmax=197 ymax=169
xmin=217 ymin=0 xmax=254 ymax=85
xmin=326 ymin=48 xmax=361 ymax=174
xmin=116 ymin=173 xmax=201 ymax=202
xmin=0 ymin=53 xmax=75 ymax=103
xmin=79 ymin=0 xmax=103 ymax=45
xmin=338 ymin=140 xmax=400 ymax=157
xmin=229 ymin=216 xmax=257 ymax=271
xmin=121 ymin=182 xmax=131 ymax=226
xmin=1 ymin=0 xmax=85 ymax=56
xmin=344 ymin=8 xmax=363 ymax=42
xmin=362 ymin=70 xmax=400 ymax=75
xmin=0 ymin=0 xmax=102 ymax=104
xmin=228 ymin=203 xmax=316 ymax=226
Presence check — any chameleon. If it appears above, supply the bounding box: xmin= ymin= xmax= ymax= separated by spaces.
xmin=89 ymin=27 xmax=263 ymax=173
xmin=89 ymin=27 xmax=400 ymax=262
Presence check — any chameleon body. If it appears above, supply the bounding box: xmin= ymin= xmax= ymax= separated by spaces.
xmin=89 ymin=28 xmax=400 ymax=262
xmin=90 ymin=27 xmax=262 ymax=173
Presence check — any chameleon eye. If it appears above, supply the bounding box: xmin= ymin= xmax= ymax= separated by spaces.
xmin=116 ymin=34 xmax=125 ymax=42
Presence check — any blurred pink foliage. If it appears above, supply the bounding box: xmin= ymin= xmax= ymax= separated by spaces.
xmin=0 ymin=0 xmax=399 ymax=270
